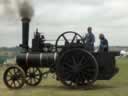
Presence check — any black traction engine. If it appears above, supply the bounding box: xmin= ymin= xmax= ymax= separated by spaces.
xmin=3 ymin=17 xmax=119 ymax=89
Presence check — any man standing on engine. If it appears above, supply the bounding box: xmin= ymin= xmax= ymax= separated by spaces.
xmin=84 ymin=27 xmax=95 ymax=51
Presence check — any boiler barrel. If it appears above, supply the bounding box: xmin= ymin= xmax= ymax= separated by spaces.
xmin=16 ymin=53 xmax=57 ymax=68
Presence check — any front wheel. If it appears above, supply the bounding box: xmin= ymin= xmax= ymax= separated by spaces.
xmin=3 ymin=65 xmax=25 ymax=89
xmin=25 ymin=67 xmax=42 ymax=86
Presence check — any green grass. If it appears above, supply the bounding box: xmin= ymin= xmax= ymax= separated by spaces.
xmin=0 ymin=57 xmax=128 ymax=96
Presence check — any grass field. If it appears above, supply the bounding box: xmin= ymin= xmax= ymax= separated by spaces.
xmin=0 ymin=57 xmax=128 ymax=96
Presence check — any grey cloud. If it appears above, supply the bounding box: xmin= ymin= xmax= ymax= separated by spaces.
xmin=0 ymin=0 xmax=128 ymax=47
xmin=34 ymin=0 xmax=128 ymax=28
xmin=0 ymin=0 xmax=16 ymax=16
xmin=34 ymin=0 xmax=106 ymax=6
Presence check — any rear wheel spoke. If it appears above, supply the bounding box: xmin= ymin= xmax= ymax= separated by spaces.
xmin=72 ymin=56 xmax=77 ymax=65
xmin=63 ymin=63 xmax=73 ymax=69
xmin=78 ymin=56 xmax=85 ymax=65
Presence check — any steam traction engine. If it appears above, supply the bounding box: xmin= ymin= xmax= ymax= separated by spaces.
xmin=3 ymin=18 xmax=119 ymax=89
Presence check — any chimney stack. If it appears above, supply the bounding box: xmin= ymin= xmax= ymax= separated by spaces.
xmin=20 ymin=17 xmax=30 ymax=50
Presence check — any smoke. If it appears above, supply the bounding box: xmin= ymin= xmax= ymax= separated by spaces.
xmin=0 ymin=0 xmax=34 ymax=19
xmin=17 ymin=0 xmax=34 ymax=19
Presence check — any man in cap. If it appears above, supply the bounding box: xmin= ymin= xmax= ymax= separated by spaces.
xmin=84 ymin=27 xmax=95 ymax=51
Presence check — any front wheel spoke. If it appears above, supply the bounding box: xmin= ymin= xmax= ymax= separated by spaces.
xmin=16 ymin=80 xmax=21 ymax=85
xmin=34 ymin=76 xmax=40 ymax=80
xmin=34 ymin=73 xmax=40 ymax=76
xmin=34 ymin=69 xmax=39 ymax=73
xmin=35 ymin=76 xmax=40 ymax=80
xmin=27 ymin=77 xmax=32 ymax=81
xmin=13 ymin=81 xmax=16 ymax=87
xmin=28 ymin=68 xmax=31 ymax=73
xmin=26 ymin=74 xmax=30 ymax=77
xmin=34 ymin=74 xmax=40 ymax=77
xmin=7 ymin=77 xmax=13 ymax=81
xmin=17 ymin=76 xmax=22 ymax=80
xmin=32 ymin=78 xmax=36 ymax=84
xmin=30 ymin=68 xmax=34 ymax=73
xmin=26 ymin=77 xmax=30 ymax=80
xmin=7 ymin=74 xmax=12 ymax=77
xmin=33 ymin=78 xmax=37 ymax=83
xmin=9 ymin=71 xmax=13 ymax=76
xmin=33 ymin=68 xmax=35 ymax=72
xmin=14 ymin=68 xmax=18 ymax=73
xmin=33 ymin=68 xmax=37 ymax=73
xmin=31 ymin=79 xmax=34 ymax=84
xmin=10 ymin=81 xmax=14 ymax=86
xmin=13 ymin=68 xmax=17 ymax=74
xmin=30 ymin=78 xmax=33 ymax=84
xmin=29 ymin=68 xmax=33 ymax=73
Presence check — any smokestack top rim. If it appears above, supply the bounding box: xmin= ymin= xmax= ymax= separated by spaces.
xmin=21 ymin=17 xmax=31 ymax=22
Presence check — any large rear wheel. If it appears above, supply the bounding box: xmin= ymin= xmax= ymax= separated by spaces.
xmin=56 ymin=48 xmax=98 ymax=87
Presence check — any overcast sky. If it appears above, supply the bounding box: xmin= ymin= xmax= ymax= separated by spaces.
xmin=0 ymin=0 xmax=128 ymax=47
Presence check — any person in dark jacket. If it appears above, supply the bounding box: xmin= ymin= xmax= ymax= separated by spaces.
xmin=99 ymin=33 xmax=109 ymax=52
xmin=84 ymin=27 xmax=95 ymax=51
